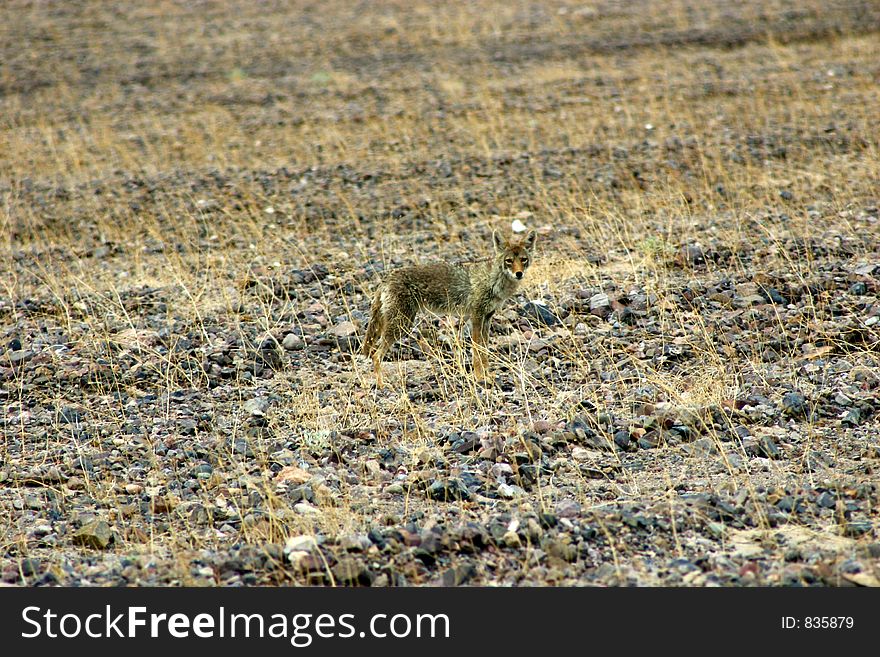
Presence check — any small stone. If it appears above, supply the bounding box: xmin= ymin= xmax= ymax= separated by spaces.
xmin=72 ymin=520 xmax=113 ymax=549
xmin=294 ymin=502 xmax=321 ymax=515
xmin=274 ymin=465 xmax=311 ymax=485
xmin=841 ymin=408 xmax=861 ymax=426
xmin=19 ymin=558 xmax=41 ymax=576
xmin=284 ymin=535 xmax=318 ymax=554
xmin=282 ymin=333 xmax=304 ymax=350
xmin=332 ymin=558 xmax=372 ymax=585
xmin=497 ymin=482 xmax=525 ymax=499
xmin=6 ymin=349 xmax=33 ymax=364
xmin=816 ymin=492 xmax=836 ymax=508
xmin=613 ymin=430 xmax=632 ymax=450
xmin=844 ymin=521 xmax=873 ymax=537
xmin=532 ymin=420 xmax=553 ymax=434
xmin=589 ymin=293 xmax=611 ymax=318
xmin=329 ymin=321 xmax=358 ymax=338
xmin=676 ymin=244 xmax=705 ymax=267
xmin=427 ymin=479 xmax=472 ymax=502
xmin=707 ymin=522 xmax=726 ymax=538
xmin=243 ymin=397 xmax=270 ymax=417
xmin=556 ymin=499 xmax=581 ymax=518
xmin=501 ymin=531 xmax=522 ymax=548
xmin=523 ymin=300 xmax=559 ymax=326
xmin=339 ymin=534 xmax=372 ymax=552
xmin=441 ymin=564 xmax=476 ymax=586
xmin=58 ymin=407 xmax=84 ymax=424
xmin=781 ymin=392 xmax=808 ymax=418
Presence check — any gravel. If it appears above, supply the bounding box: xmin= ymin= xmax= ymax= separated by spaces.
xmin=2 ymin=0 xmax=879 ymax=589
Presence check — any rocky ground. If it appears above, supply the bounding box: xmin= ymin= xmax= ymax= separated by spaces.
xmin=1 ymin=0 xmax=879 ymax=586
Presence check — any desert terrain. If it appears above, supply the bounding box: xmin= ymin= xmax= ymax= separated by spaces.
xmin=1 ymin=0 xmax=879 ymax=586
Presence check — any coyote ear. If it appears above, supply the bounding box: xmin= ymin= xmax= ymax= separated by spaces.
xmin=524 ymin=230 xmax=537 ymax=250
xmin=492 ymin=230 xmax=504 ymax=252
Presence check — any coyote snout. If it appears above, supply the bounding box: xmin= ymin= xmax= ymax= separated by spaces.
xmin=361 ymin=230 xmax=537 ymax=387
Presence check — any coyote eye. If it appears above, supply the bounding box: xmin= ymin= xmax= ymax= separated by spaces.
xmin=521 ymin=258 xmax=529 ymax=265
xmin=505 ymin=259 xmax=514 ymax=266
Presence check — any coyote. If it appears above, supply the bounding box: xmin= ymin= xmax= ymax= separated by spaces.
xmin=361 ymin=230 xmax=537 ymax=386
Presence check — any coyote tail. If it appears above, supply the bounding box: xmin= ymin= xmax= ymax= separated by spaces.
xmin=361 ymin=289 xmax=384 ymax=356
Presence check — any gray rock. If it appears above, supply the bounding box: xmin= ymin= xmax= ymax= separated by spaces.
xmin=58 ymin=407 xmax=84 ymax=424
xmin=844 ymin=521 xmax=873 ymax=537
xmin=243 ymin=397 xmax=270 ymax=416
xmin=427 ymin=479 xmax=472 ymax=502
xmin=282 ymin=333 xmax=304 ymax=350
xmin=6 ymin=349 xmax=34 ymax=364
xmin=707 ymin=522 xmax=726 ymax=538
xmin=613 ymin=430 xmax=632 ymax=450
xmin=441 ymin=563 xmax=476 ymax=586
xmin=841 ymin=408 xmax=861 ymax=426
xmin=816 ymin=492 xmax=836 ymax=508
xmin=762 ymin=287 xmax=787 ymax=304
xmin=743 ymin=435 xmax=781 ymax=459
xmin=683 ymin=438 xmax=718 ymax=456
xmin=781 ymin=392 xmax=808 ymax=417
xmin=20 ymin=558 xmax=42 ymax=576
xmin=523 ymin=300 xmax=559 ymax=326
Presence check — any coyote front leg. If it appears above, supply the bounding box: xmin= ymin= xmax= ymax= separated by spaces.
xmin=471 ymin=312 xmax=492 ymax=381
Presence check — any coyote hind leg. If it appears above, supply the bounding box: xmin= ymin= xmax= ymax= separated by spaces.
xmin=372 ymin=311 xmax=414 ymax=389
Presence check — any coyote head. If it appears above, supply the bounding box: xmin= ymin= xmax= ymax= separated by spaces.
xmin=493 ymin=229 xmax=537 ymax=281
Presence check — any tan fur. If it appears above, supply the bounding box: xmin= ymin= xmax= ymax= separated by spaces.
xmin=361 ymin=230 xmax=537 ymax=386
